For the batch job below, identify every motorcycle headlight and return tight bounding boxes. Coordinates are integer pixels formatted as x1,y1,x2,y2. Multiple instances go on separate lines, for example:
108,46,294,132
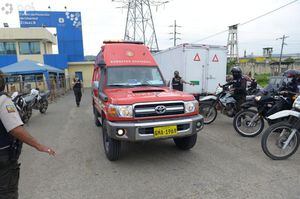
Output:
293,96,300,111
108,105,133,118
184,100,198,113
255,96,262,101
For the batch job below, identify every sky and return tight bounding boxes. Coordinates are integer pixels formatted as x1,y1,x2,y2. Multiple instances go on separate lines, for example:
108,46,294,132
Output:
0,0,299,56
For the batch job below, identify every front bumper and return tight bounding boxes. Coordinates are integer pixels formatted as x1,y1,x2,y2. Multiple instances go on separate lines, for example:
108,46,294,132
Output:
106,114,204,141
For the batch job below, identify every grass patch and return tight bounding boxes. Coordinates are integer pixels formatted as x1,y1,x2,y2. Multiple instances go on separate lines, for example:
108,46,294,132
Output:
255,73,270,87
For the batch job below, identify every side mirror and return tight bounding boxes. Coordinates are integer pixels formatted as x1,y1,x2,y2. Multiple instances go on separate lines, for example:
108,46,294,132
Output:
99,92,108,102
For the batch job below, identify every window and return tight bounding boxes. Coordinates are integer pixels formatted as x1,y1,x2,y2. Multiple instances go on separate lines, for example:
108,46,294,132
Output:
107,66,165,87
0,42,16,55
19,41,41,55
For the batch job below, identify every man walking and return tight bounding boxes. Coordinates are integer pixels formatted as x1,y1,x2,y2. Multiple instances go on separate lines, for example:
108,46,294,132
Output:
0,71,55,199
72,76,83,107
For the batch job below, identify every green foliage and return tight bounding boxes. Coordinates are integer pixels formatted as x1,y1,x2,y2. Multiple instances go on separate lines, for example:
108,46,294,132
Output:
255,73,270,87
226,60,237,74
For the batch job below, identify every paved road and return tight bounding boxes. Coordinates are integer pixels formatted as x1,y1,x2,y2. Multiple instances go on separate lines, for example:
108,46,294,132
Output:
19,90,300,199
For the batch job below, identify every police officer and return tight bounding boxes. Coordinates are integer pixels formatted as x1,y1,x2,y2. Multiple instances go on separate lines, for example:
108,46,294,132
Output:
226,66,247,109
0,71,55,199
72,76,83,107
171,71,193,91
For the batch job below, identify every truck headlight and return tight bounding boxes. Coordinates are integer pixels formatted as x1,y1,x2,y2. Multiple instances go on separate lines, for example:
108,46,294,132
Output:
108,105,133,118
184,100,198,113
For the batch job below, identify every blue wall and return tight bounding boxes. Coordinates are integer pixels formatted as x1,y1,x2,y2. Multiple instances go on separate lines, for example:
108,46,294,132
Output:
19,11,84,64
43,54,68,70
0,55,18,67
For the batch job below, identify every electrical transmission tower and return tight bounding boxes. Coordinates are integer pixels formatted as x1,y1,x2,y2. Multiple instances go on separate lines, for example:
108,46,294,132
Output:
227,24,239,63
169,20,181,46
113,0,169,52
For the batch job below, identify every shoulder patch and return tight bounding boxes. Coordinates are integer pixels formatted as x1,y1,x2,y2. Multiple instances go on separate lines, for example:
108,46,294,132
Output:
6,105,16,113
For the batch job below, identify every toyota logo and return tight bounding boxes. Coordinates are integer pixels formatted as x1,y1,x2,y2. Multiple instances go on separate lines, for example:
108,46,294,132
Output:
155,105,166,114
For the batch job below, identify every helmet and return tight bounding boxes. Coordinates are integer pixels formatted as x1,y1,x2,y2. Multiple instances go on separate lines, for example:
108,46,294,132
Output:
231,66,242,79
174,71,179,76
0,70,5,92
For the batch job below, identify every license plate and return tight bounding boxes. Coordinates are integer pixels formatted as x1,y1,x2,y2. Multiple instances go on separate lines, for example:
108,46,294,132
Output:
154,126,178,138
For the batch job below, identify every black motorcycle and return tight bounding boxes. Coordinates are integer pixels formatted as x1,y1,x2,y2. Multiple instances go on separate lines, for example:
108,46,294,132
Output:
199,84,254,124
261,95,300,160
25,89,49,114
11,92,33,123
233,91,295,137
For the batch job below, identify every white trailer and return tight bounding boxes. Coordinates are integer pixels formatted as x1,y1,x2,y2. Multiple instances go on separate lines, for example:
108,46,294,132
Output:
154,44,227,95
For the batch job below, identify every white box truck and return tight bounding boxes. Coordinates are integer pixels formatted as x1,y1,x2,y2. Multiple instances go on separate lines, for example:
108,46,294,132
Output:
154,43,227,96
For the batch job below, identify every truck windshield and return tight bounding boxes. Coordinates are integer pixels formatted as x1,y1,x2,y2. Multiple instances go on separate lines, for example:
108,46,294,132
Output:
107,66,165,87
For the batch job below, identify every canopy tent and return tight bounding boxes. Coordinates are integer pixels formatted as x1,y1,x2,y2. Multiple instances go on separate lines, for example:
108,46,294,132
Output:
1,59,64,90
0,59,63,75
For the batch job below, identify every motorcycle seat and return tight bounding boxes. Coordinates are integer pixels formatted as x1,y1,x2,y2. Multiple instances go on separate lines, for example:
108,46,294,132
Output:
23,95,35,103
246,95,255,101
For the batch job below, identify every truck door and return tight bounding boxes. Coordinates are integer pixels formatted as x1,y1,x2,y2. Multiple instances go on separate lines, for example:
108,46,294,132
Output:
207,47,227,93
184,47,209,94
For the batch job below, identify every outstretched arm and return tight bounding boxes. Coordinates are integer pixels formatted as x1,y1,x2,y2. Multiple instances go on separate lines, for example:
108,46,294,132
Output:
10,126,55,155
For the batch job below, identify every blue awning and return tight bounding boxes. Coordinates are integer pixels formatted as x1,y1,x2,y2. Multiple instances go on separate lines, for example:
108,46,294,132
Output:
1,59,64,75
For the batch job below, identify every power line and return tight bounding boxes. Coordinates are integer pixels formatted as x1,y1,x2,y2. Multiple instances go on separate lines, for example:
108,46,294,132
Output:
193,0,299,43
240,0,299,26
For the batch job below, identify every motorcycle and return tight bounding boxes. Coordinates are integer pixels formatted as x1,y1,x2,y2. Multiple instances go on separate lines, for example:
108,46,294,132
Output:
233,91,295,137
199,84,253,124
261,95,300,160
25,88,50,114
11,92,33,123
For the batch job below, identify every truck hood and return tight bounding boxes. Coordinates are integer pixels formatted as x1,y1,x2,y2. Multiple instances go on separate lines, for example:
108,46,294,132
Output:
105,87,195,104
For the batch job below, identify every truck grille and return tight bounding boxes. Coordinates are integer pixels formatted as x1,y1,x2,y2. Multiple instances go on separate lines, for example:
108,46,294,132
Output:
134,102,185,118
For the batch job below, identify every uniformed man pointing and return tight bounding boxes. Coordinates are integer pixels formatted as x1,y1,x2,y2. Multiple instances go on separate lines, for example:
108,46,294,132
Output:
0,71,55,199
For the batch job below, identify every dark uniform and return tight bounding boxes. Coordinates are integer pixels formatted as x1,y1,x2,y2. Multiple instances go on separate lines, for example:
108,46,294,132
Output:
172,77,184,91
73,79,82,107
0,93,24,199
226,67,247,110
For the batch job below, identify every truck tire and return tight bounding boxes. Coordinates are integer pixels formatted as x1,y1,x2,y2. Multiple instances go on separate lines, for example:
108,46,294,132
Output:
102,119,121,161
173,134,197,150
94,107,101,127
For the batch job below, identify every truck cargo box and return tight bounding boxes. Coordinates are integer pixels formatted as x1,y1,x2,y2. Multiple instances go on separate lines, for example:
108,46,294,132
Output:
154,44,227,94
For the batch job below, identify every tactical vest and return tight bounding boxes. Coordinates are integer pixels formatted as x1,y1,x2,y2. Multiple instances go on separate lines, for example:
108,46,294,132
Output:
0,93,14,149
172,77,183,91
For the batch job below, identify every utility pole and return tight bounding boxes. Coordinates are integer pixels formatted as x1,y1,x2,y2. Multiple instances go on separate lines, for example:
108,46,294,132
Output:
169,20,181,46
277,35,288,72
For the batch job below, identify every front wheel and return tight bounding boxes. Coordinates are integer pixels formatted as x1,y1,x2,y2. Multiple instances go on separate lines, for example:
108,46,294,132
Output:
173,134,197,150
39,99,48,114
199,103,217,124
261,122,299,160
102,119,121,161
233,109,264,137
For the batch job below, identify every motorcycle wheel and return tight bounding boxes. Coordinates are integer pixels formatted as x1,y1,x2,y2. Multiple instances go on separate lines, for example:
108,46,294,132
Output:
261,122,299,160
233,109,264,137
39,99,48,114
199,103,217,124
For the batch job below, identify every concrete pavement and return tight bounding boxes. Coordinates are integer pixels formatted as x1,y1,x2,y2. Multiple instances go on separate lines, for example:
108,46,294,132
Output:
19,90,300,199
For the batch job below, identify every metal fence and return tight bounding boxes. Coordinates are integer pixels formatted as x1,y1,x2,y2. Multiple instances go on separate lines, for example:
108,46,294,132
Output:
4,74,69,102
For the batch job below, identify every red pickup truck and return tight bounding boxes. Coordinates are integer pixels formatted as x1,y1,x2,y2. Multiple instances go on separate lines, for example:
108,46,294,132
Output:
92,41,204,161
